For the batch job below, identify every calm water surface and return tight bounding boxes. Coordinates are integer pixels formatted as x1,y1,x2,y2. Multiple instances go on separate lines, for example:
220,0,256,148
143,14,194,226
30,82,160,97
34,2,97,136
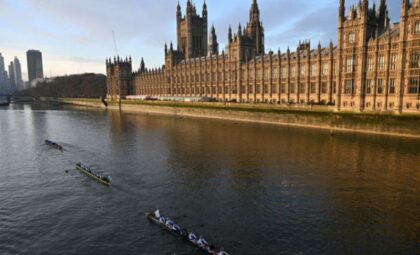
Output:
0,104,419,255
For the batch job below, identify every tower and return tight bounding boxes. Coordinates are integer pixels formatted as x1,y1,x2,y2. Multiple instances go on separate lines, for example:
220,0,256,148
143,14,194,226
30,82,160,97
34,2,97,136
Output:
336,0,380,112
106,56,132,100
244,0,265,55
12,57,23,91
176,0,208,59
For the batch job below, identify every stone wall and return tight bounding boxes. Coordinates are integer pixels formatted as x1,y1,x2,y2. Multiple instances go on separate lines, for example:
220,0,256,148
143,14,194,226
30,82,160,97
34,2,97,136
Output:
58,98,420,138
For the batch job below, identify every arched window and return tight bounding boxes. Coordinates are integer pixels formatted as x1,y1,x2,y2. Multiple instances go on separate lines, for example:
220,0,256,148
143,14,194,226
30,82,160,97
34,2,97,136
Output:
348,32,355,43
415,21,420,35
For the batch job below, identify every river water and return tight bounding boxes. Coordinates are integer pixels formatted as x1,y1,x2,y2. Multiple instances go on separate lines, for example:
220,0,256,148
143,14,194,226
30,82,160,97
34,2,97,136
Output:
0,104,419,255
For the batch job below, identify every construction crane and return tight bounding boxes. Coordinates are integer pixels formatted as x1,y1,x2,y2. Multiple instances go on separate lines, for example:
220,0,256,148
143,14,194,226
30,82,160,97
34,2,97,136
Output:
112,30,119,56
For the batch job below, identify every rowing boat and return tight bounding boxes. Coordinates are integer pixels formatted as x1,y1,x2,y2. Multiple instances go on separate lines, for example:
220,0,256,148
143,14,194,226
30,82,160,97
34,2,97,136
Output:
45,139,63,151
147,211,230,255
76,163,112,186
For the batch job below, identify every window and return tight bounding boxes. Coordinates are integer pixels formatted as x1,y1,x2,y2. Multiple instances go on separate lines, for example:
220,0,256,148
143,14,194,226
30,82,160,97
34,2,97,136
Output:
301,65,306,76
264,69,270,79
389,79,396,94
345,80,354,94
299,83,305,94
378,55,385,71
273,67,278,79
321,82,327,94
366,80,372,94
322,63,329,76
290,83,296,94
377,79,383,94
346,57,354,73
367,57,375,72
348,32,355,43
281,67,287,78
281,83,286,93
291,66,296,78
408,78,420,94
410,51,420,69
311,64,317,77
390,54,397,70
415,21,420,35
310,82,316,94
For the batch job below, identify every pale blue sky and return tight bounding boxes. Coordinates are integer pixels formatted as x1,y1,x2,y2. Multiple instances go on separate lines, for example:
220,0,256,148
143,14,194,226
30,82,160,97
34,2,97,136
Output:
0,0,400,79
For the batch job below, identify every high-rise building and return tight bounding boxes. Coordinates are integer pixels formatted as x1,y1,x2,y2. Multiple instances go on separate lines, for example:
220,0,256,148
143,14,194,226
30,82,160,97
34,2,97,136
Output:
0,53,6,92
0,53,5,81
8,62,15,92
12,57,23,91
26,50,43,84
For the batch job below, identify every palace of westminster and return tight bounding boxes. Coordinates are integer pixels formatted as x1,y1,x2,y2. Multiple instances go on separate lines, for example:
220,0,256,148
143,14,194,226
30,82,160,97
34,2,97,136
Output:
106,0,420,113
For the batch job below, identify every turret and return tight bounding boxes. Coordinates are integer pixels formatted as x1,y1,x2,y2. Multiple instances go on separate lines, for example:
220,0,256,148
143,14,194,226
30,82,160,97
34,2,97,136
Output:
228,25,232,42
106,56,132,100
140,58,145,73
186,0,193,15
378,0,390,32
339,0,345,24
202,0,207,19
401,0,409,17
209,25,219,56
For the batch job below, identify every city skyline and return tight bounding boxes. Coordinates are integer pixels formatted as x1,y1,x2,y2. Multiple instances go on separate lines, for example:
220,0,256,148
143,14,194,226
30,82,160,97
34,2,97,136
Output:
0,0,401,77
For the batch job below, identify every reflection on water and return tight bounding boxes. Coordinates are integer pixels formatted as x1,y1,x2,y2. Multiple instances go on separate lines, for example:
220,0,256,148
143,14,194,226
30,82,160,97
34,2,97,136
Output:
0,104,419,255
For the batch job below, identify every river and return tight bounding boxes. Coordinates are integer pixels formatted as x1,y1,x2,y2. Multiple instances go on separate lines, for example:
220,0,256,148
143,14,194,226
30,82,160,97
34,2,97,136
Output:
0,104,419,255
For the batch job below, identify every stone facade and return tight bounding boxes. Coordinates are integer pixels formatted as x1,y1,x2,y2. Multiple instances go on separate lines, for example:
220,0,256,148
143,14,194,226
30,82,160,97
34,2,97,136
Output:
107,0,420,113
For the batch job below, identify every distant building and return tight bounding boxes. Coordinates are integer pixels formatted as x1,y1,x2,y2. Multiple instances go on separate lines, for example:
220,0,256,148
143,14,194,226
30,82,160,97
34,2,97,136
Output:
8,62,15,92
0,53,7,93
12,57,23,91
26,50,44,85
107,0,420,114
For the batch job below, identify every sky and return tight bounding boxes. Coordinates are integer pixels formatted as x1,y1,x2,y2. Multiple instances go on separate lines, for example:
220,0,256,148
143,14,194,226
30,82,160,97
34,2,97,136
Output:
0,0,401,80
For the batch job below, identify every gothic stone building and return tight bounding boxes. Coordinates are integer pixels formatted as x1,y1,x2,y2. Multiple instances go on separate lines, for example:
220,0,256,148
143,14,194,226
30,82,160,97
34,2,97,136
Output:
106,0,420,113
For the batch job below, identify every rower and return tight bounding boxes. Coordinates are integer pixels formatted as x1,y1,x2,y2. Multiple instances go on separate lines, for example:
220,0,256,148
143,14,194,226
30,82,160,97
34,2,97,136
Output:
165,218,174,228
208,244,216,254
154,210,161,219
197,236,209,248
172,224,181,232
188,233,197,243
158,216,166,224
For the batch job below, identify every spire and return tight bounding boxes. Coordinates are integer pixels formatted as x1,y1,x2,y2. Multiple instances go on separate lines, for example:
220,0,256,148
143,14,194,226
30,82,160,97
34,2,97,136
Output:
378,0,389,31
339,0,345,22
209,25,219,55
177,1,182,16
187,0,192,15
202,0,207,17
249,0,260,23
401,0,409,17
362,0,368,13
228,25,232,42
140,58,145,72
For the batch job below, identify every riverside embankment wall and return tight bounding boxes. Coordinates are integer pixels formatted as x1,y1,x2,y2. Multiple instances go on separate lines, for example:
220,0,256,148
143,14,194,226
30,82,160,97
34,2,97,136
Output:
56,98,420,138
